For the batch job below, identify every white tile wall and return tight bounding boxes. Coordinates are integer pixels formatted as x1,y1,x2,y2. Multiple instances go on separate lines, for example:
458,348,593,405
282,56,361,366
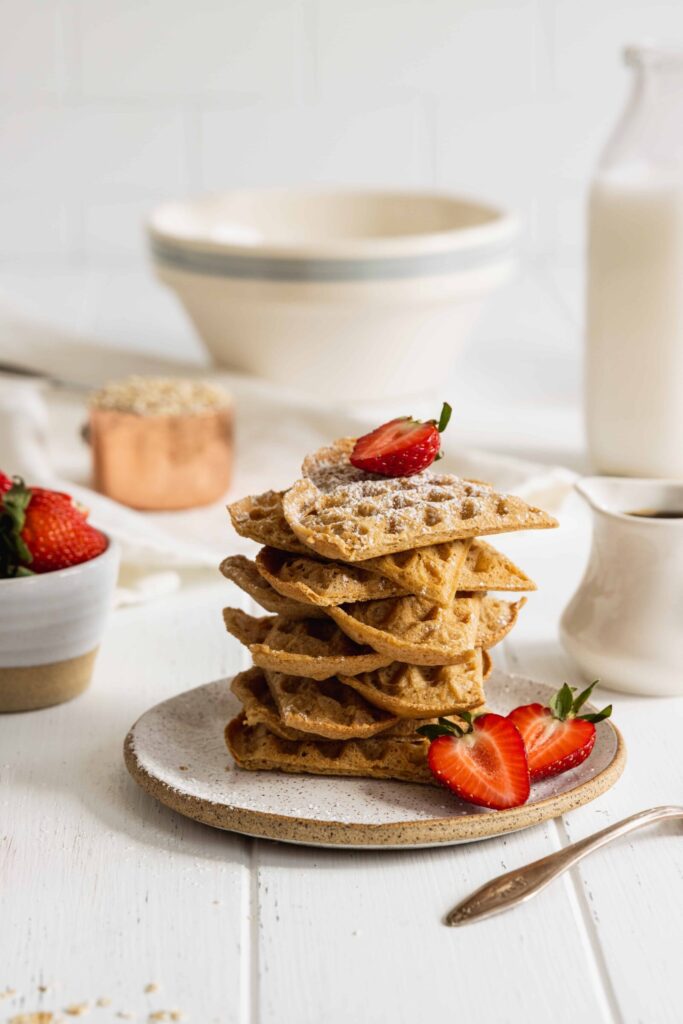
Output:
1,0,682,261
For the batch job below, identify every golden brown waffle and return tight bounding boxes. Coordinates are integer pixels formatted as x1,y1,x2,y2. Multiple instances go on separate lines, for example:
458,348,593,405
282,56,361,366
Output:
231,666,471,743
264,670,399,740
478,596,526,648
226,715,435,785
228,490,309,555
284,450,558,561
220,555,326,619
326,594,482,666
223,608,393,680
362,540,472,605
231,667,314,740
255,546,405,606
338,650,486,717
458,541,536,592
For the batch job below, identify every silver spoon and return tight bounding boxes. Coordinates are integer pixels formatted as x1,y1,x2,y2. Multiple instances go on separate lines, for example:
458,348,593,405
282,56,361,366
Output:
447,805,683,926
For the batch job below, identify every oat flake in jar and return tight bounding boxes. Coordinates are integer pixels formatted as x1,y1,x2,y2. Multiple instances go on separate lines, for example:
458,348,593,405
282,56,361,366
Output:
586,45,683,477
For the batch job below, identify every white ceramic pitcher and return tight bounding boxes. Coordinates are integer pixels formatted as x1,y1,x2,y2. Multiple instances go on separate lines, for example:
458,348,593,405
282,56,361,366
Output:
560,476,683,696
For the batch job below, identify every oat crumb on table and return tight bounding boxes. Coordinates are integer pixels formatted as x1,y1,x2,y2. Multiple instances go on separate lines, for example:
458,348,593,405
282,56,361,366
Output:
9,1014,54,1024
95,998,111,1008
143,984,159,995
64,1004,89,1017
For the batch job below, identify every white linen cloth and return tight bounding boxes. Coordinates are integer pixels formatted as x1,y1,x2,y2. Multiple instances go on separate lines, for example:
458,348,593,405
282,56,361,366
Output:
0,307,576,604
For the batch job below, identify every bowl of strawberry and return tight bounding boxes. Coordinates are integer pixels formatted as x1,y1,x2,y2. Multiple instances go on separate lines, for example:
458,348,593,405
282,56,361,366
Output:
0,473,119,712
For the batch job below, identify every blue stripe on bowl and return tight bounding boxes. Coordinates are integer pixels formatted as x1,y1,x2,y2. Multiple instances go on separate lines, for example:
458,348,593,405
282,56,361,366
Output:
151,236,517,282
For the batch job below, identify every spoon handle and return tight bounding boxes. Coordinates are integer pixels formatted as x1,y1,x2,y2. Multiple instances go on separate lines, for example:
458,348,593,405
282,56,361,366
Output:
447,805,683,927
0,360,90,392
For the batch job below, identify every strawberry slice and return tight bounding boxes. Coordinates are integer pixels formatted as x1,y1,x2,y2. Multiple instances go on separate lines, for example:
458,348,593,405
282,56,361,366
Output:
350,402,452,477
418,712,530,810
508,681,612,782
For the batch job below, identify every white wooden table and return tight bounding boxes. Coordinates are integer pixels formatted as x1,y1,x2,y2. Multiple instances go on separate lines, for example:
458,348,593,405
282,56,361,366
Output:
1,261,681,1023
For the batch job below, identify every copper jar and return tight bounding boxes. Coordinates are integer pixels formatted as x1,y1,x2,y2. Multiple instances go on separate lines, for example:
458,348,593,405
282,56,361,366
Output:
89,378,233,510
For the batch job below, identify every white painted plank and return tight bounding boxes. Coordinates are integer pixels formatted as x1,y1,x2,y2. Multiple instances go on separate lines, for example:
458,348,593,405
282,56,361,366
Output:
505,498,683,1024
1,579,250,1022
252,819,613,1024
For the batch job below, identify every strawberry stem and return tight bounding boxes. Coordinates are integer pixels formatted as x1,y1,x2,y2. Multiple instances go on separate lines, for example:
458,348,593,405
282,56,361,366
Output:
0,476,34,578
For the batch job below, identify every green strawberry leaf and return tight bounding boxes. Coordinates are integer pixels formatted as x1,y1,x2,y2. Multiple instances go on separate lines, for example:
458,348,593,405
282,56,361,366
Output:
548,679,611,724
437,401,453,433
417,712,474,741
571,680,599,714
549,683,575,721
0,476,34,578
578,704,613,724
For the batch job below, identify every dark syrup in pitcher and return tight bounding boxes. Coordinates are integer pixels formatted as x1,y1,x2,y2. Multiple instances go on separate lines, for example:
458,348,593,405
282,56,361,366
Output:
627,509,683,519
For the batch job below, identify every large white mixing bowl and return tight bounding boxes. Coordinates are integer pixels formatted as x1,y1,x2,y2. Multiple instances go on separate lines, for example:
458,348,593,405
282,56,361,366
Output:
149,189,518,402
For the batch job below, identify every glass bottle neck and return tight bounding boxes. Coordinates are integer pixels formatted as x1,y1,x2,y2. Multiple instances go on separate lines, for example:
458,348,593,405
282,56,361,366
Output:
599,47,683,177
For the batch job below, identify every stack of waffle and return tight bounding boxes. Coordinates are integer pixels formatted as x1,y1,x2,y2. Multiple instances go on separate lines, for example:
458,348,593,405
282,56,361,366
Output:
223,439,557,786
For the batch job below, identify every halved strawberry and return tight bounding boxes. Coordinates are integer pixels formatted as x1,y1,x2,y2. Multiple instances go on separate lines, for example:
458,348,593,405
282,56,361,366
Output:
350,402,452,477
508,681,612,782
0,471,11,495
418,712,530,810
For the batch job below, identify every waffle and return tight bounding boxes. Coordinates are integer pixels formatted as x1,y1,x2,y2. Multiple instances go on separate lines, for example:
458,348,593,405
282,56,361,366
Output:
458,541,536,592
232,666,471,742
228,490,309,555
255,546,405,606
326,593,482,666
220,555,325,619
265,670,399,740
339,650,488,717
226,715,435,785
223,608,393,680
284,448,558,562
362,539,471,605
478,597,526,649
231,667,314,740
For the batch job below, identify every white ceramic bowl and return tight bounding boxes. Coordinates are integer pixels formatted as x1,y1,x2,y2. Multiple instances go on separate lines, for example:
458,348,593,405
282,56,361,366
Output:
0,539,120,711
148,188,519,402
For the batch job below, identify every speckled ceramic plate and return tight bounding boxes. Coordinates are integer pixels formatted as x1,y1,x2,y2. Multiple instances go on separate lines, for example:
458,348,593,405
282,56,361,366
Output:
123,670,626,849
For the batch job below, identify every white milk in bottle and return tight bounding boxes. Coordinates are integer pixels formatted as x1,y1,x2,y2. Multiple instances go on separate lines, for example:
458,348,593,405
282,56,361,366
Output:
586,47,683,476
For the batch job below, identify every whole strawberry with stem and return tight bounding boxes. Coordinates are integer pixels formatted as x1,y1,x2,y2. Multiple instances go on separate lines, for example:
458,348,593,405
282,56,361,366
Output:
418,711,530,810
350,401,452,477
507,681,612,782
0,475,107,577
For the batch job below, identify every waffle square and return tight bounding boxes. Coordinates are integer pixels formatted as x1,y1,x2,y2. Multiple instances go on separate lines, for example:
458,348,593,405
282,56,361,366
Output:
284,439,558,562
264,669,399,740
338,651,487,718
223,608,393,680
326,594,482,665
226,715,435,785
255,546,405,606
220,555,325,619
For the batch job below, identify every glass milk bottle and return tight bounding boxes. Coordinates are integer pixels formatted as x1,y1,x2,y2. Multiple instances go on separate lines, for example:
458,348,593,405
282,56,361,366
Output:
586,46,683,477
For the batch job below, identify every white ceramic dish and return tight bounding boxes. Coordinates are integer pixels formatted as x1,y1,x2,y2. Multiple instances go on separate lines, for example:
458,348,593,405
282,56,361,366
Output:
0,539,120,711
561,476,683,696
148,188,518,402
124,670,625,849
